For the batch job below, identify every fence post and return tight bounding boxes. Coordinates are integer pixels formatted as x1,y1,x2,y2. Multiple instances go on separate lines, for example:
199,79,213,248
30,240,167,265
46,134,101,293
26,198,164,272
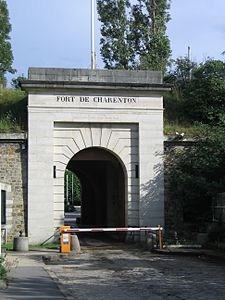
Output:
158,225,163,250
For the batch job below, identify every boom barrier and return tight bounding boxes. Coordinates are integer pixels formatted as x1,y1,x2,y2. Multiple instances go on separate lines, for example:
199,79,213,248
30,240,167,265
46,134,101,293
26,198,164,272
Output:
63,226,162,233
60,225,163,253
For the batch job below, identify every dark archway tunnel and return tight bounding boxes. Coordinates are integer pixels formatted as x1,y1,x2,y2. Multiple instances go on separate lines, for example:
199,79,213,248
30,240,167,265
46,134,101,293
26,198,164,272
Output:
66,147,126,228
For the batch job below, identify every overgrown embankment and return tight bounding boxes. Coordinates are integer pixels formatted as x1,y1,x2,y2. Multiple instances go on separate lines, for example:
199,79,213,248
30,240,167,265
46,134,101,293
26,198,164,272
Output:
0,88,27,132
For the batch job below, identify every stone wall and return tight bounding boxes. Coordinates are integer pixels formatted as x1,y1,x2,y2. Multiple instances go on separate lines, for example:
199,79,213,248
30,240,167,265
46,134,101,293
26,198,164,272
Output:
0,133,27,242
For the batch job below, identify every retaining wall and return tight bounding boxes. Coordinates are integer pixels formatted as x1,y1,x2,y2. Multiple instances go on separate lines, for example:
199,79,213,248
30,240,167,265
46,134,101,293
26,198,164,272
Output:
0,133,27,242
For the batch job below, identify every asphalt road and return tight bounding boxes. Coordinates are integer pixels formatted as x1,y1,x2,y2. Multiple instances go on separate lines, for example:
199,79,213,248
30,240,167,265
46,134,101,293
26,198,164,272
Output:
44,238,225,300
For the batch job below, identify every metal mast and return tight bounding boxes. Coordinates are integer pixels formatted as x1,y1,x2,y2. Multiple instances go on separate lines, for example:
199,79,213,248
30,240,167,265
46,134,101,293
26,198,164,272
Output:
91,0,96,69
188,46,192,80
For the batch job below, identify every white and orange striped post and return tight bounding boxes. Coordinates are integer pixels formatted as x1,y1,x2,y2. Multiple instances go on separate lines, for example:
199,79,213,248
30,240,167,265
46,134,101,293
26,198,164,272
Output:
158,225,163,250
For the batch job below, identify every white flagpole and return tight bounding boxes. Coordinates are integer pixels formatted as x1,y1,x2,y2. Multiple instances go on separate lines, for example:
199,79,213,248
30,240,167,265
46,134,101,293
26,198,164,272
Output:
91,0,96,69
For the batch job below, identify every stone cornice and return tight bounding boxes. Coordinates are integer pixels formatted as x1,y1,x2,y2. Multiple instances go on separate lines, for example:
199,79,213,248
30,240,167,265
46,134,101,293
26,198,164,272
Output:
20,68,172,93
20,80,171,93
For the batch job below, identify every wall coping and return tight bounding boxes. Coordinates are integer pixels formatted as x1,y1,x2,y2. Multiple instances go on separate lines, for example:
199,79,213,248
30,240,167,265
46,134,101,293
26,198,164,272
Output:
0,133,27,142
20,68,172,94
27,68,163,84
0,132,196,144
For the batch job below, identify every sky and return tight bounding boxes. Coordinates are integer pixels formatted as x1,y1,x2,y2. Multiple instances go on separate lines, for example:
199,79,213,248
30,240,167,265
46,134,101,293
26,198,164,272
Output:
5,0,225,83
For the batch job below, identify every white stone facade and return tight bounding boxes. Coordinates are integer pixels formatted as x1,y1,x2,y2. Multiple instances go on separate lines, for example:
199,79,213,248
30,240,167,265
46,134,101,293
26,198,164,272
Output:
53,122,139,228
22,68,170,244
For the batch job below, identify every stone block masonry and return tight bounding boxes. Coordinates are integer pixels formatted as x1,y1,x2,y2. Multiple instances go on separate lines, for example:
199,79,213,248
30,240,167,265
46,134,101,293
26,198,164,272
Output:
0,134,27,242
21,68,170,244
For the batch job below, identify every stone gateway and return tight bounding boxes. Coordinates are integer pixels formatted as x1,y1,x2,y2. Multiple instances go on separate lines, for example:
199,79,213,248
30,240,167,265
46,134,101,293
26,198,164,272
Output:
20,68,170,244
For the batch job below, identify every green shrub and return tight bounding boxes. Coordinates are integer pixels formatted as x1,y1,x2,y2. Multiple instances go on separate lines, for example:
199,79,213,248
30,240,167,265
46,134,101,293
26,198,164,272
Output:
0,257,7,280
167,125,225,227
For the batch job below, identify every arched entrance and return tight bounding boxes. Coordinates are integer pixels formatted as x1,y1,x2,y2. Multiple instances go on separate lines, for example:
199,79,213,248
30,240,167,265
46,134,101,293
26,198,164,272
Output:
23,68,167,244
65,147,127,228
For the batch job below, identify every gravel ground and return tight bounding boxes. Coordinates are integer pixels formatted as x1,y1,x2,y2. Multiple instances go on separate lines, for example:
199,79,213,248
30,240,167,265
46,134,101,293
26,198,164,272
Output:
44,238,225,300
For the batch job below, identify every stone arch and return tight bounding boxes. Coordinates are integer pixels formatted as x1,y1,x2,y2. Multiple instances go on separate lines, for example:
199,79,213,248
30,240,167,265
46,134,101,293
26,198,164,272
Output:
53,122,139,229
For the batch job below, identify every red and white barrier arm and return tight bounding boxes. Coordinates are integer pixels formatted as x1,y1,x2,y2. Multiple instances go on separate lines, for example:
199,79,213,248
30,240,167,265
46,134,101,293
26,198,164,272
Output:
63,227,163,233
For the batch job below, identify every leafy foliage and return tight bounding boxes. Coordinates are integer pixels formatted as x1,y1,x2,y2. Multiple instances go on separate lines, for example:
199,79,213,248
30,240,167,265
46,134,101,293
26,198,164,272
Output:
164,59,225,127
167,125,225,226
97,0,132,69
0,257,7,280
0,0,15,84
130,0,171,72
97,0,171,72
165,56,198,87
64,169,81,210
182,60,225,124
11,75,27,89
164,57,197,126
165,58,225,240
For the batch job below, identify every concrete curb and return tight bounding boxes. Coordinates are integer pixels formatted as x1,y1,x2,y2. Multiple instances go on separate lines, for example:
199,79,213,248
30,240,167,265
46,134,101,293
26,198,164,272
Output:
154,248,225,262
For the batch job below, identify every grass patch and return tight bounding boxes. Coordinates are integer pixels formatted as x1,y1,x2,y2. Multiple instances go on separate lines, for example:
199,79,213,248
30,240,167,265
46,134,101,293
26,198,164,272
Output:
164,120,202,137
2,243,13,251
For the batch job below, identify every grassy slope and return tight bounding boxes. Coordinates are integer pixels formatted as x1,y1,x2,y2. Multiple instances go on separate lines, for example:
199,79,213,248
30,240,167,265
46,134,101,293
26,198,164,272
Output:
0,88,200,136
0,88,27,132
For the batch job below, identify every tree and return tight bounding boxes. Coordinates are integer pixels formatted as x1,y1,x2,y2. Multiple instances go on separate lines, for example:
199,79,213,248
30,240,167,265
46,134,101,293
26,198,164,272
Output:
0,0,15,85
164,59,225,125
163,56,198,124
97,0,171,72
130,0,171,72
165,56,198,87
182,59,225,124
11,75,27,89
167,125,225,228
97,0,133,69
